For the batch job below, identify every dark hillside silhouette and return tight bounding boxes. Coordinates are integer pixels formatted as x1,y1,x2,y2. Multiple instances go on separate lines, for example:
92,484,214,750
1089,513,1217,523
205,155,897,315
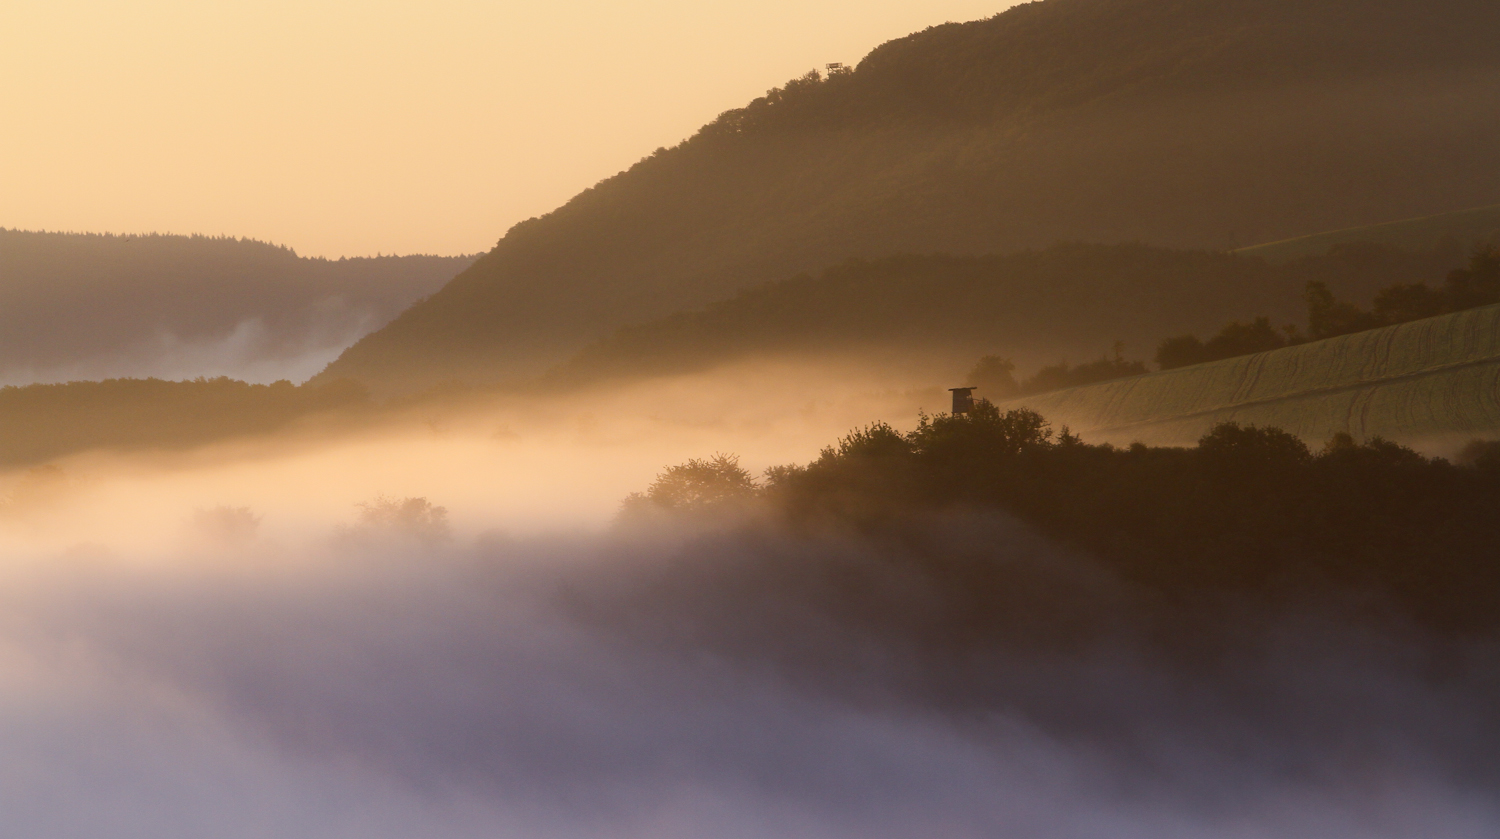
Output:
632,406,1500,633
0,230,475,384
546,243,1459,386
317,0,1500,392
1156,245,1500,369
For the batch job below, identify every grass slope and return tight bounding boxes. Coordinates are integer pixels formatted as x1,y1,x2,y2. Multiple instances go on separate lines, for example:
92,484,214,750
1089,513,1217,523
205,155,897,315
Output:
999,302,1500,447
1237,204,1500,264
317,0,1500,392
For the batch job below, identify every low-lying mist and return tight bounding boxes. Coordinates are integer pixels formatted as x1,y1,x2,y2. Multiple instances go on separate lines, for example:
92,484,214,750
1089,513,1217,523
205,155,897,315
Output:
1,363,1496,837
0,357,941,548
0,312,382,388
0,231,476,387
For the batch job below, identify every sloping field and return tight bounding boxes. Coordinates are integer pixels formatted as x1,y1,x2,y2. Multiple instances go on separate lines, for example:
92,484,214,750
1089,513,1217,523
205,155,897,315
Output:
1236,204,1500,264
998,304,1500,449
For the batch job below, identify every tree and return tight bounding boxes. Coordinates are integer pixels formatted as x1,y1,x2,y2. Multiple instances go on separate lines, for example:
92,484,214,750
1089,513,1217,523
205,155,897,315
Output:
1156,318,1288,370
1305,281,1377,340
1202,317,1287,360
1371,282,1447,324
966,355,1021,399
1155,334,1209,370
909,402,1053,459
352,495,450,543
622,453,757,514
1457,438,1500,472
1019,342,1147,394
1196,422,1311,477
1444,246,1500,310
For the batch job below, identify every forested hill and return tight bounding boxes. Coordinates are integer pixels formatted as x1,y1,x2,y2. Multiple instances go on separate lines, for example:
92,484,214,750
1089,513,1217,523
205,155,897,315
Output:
316,0,1500,393
547,243,1460,386
0,230,475,385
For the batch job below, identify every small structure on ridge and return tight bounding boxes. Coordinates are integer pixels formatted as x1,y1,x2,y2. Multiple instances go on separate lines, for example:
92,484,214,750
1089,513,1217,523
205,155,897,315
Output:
949,387,977,415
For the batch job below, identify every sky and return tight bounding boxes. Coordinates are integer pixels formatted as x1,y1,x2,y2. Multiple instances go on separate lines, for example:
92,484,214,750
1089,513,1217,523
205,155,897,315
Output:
0,0,1016,259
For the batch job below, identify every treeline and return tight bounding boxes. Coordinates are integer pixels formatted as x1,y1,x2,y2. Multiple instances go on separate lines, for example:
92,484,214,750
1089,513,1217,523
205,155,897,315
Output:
688,0,1497,144
966,345,1147,399
551,243,1455,388
0,377,370,466
1154,246,1500,370
626,404,1500,633
958,245,1500,395
1305,246,1500,339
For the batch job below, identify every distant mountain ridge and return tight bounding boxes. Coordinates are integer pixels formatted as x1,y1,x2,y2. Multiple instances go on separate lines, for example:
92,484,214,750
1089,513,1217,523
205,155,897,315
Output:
318,0,1500,392
0,229,476,385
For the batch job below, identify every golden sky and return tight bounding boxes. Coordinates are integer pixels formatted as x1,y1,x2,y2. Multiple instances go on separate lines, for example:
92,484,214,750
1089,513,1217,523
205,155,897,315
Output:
1,1,1015,258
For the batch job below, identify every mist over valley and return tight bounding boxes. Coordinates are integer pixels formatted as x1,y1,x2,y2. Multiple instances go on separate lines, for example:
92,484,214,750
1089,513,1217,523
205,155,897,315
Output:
5,0,1500,835
0,230,475,385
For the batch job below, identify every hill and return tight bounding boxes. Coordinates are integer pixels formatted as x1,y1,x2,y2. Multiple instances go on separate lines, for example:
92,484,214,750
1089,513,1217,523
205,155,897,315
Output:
547,243,1461,386
0,377,372,468
317,0,1500,392
996,301,1500,449
1236,204,1500,264
0,230,476,385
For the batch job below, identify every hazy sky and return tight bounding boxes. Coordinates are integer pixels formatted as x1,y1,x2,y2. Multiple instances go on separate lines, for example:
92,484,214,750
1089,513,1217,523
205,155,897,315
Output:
1,1,1015,258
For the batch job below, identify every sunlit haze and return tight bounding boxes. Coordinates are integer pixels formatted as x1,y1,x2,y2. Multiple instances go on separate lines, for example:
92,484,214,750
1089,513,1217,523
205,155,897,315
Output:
1,0,1015,257
6,1,1500,835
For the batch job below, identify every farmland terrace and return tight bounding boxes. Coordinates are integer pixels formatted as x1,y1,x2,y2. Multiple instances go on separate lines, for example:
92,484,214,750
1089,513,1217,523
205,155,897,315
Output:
998,302,1500,450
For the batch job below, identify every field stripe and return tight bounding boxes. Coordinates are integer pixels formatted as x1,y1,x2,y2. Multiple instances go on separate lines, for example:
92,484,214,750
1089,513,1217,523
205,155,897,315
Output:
998,303,1500,447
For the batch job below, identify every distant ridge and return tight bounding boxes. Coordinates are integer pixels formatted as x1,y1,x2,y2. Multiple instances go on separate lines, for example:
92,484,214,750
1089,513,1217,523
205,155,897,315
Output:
0,229,476,385
998,303,1500,448
317,0,1500,393
1236,204,1500,264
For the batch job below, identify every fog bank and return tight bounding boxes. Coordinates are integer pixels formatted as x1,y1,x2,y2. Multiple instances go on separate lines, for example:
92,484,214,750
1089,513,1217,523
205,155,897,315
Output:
0,369,1494,837
0,506,1495,837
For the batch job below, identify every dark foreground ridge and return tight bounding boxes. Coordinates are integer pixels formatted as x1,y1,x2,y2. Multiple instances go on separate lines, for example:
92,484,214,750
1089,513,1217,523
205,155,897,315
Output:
590,404,1500,809
626,403,1500,636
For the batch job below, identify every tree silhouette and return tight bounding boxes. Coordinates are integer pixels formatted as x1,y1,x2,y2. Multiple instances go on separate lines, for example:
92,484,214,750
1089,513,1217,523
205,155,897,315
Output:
621,453,757,515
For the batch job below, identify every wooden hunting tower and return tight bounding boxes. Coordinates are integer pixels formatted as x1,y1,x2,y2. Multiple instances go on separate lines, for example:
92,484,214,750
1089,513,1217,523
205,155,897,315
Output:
949,387,977,415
